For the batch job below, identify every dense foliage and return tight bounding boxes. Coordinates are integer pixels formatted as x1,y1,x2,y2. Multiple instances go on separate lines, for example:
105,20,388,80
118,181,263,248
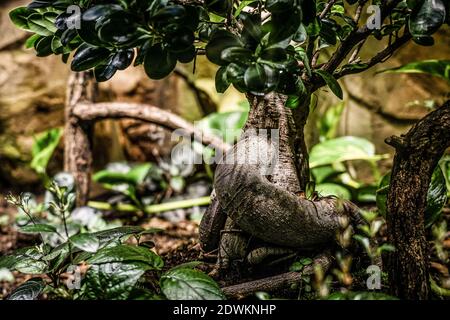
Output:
9,0,449,102
0,182,225,300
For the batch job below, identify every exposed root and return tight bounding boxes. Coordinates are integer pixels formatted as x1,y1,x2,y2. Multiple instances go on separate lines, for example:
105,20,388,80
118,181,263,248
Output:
221,253,333,299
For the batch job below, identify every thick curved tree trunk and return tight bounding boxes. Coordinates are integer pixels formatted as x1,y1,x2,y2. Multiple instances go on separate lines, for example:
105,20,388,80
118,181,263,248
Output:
385,100,450,300
200,92,363,274
64,72,97,206
243,93,309,193
199,92,310,253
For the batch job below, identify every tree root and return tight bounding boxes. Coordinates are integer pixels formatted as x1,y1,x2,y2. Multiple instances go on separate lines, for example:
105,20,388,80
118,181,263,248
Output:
212,134,364,250
221,253,333,299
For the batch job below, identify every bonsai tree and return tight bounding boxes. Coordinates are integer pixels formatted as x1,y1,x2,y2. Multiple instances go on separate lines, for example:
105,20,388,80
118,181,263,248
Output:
9,0,449,299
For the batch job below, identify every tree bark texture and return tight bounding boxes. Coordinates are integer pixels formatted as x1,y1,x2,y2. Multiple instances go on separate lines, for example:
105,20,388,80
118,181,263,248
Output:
222,253,332,299
64,72,97,206
73,102,230,154
200,92,363,271
385,100,450,300
68,99,231,205
199,92,310,252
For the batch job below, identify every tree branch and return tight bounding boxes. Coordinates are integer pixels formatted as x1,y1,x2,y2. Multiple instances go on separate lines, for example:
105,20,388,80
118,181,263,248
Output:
335,31,412,79
72,102,231,154
322,0,403,74
64,72,97,206
320,0,338,19
174,67,218,115
385,100,450,299
347,90,419,125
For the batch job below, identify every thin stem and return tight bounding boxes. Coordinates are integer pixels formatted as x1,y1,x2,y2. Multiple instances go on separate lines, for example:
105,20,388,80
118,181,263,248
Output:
61,209,74,264
87,196,211,214
354,0,369,23
320,0,338,19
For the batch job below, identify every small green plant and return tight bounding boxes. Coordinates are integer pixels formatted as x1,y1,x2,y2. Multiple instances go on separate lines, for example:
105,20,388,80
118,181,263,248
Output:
30,127,63,183
312,209,396,300
310,102,388,202
289,257,314,299
1,179,224,300
93,162,162,210
429,221,450,298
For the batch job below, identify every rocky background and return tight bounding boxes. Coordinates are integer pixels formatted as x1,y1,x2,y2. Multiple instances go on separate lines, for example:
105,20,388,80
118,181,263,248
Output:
0,0,449,189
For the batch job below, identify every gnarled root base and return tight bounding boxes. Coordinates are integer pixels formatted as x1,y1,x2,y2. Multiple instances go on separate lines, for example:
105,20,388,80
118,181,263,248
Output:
200,133,364,278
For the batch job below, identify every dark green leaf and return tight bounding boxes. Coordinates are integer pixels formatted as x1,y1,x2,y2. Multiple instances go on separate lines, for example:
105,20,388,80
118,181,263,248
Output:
30,127,62,175
70,233,100,253
134,40,151,66
285,95,301,109
205,30,243,65
425,166,447,227
9,7,31,30
240,13,263,44
94,63,118,82
319,18,338,46
150,5,186,24
379,60,450,84
60,28,77,46
71,44,111,72
78,5,123,46
161,267,225,300
301,0,317,25
205,0,233,17
111,49,135,70
93,226,145,244
260,47,287,62
34,36,53,57
265,0,294,13
244,63,278,93
14,258,47,274
87,244,163,269
316,183,352,200
310,136,383,168
80,262,148,300
413,35,435,46
409,0,446,40
314,69,343,99
97,12,138,45
215,66,230,93
176,45,196,63
27,0,53,9
144,44,177,79
7,278,45,300
167,28,195,53
19,223,57,234
268,11,301,45
293,24,307,43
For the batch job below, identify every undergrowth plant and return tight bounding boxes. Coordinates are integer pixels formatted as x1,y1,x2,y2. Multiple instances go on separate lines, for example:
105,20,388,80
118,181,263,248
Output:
0,177,224,300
